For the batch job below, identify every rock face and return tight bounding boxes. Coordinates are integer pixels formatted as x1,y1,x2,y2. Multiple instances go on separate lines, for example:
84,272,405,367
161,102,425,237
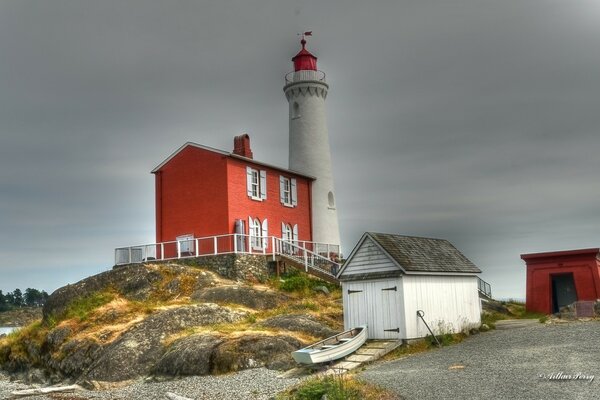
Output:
211,334,303,373
83,304,246,382
260,314,337,339
191,286,286,310
43,265,163,320
154,334,224,377
1,262,336,383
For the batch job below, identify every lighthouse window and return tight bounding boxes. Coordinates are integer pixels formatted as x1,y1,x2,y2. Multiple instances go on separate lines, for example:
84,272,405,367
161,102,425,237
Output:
246,167,267,201
328,191,335,207
292,102,300,119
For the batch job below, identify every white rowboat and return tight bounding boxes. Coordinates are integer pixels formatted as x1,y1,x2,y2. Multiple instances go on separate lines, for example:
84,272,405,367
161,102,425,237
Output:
291,325,368,365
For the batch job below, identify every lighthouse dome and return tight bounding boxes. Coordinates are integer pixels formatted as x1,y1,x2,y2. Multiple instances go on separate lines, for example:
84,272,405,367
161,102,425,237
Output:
292,39,317,71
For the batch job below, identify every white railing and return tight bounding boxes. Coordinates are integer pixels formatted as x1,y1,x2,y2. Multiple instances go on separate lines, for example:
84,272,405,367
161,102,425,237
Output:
284,70,326,84
272,237,341,278
115,234,341,278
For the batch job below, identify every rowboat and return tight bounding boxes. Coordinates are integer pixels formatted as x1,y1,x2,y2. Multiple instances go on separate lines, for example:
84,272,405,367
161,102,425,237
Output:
291,325,368,365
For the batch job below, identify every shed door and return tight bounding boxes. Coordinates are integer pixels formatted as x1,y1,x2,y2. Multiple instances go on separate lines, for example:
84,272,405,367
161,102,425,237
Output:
344,280,402,340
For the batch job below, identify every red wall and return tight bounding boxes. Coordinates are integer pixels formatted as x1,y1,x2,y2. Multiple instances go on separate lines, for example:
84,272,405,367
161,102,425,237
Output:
155,146,230,244
154,144,313,256
226,158,312,252
522,249,600,314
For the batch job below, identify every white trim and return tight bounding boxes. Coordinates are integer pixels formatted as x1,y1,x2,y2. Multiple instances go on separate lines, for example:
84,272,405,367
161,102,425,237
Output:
151,142,317,180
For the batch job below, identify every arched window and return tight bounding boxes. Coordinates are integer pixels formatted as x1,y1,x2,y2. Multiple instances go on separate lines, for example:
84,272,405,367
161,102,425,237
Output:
249,217,268,250
328,191,335,207
252,218,261,249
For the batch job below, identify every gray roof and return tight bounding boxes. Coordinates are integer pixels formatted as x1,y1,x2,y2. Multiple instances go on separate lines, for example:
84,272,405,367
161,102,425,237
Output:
367,232,482,274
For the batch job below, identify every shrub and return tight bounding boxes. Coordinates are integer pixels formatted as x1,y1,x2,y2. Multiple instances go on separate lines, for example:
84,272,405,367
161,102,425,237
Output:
278,270,338,294
283,374,361,400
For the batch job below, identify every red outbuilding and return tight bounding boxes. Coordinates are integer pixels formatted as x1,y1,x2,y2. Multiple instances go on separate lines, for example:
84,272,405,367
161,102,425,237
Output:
521,249,600,314
152,134,314,258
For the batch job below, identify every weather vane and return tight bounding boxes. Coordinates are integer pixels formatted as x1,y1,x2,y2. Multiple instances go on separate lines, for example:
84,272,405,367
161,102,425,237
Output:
297,31,313,41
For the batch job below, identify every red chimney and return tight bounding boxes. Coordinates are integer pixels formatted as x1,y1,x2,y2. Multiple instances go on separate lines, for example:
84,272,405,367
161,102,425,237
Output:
233,134,253,159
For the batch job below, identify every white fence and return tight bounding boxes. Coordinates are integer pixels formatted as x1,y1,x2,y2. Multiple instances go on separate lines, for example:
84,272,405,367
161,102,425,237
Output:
115,234,341,278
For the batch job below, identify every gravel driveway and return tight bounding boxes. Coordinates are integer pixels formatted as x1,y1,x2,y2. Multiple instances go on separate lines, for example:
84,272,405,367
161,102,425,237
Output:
360,320,600,400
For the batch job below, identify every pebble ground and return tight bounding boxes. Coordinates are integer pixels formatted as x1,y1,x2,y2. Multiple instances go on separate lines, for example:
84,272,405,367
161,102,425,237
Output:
0,368,302,400
360,320,600,400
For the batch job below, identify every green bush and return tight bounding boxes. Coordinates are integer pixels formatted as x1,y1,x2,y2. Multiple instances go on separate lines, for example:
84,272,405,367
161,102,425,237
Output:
279,270,338,294
285,374,360,400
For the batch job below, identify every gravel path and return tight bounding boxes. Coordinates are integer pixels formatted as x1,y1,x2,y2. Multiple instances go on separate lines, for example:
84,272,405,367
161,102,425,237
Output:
0,368,302,400
359,320,600,400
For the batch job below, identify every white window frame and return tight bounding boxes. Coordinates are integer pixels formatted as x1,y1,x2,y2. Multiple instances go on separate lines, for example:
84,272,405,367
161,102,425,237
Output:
176,234,195,256
249,217,268,250
279,176,297,207
247,167,267,201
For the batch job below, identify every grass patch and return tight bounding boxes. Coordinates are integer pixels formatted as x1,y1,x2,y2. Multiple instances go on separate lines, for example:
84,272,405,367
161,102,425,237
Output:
273,269,339,296
278,373,398,400
61,290,116,322
0,320,49,368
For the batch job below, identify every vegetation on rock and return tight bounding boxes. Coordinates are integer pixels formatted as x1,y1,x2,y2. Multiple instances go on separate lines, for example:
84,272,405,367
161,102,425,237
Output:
0,262,342,383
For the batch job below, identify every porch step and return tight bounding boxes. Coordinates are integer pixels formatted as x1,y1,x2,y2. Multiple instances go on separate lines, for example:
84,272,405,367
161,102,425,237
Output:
326,340,401,374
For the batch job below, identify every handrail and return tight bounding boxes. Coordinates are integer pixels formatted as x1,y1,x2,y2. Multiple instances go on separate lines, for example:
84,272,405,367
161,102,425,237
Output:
272,237,341,278
284,70,326,84
477,277,492,298
115,234,341,281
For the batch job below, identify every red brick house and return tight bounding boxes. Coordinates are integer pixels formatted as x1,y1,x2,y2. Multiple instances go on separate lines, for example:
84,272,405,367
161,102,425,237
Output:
151,134,314,258
521,248,600,314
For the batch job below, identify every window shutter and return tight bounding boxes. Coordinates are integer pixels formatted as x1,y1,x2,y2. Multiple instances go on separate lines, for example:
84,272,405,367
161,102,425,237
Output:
248,216,253,236
291,178,297,206
281,222,286,237
279,176,285,204
293,224,299,243
260,170,267,200
246,167,253,197
261,219,268,248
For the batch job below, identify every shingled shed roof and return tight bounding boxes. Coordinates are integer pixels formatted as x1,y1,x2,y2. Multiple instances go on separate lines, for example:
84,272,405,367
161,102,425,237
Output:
368,232,481,274
337,232,482,279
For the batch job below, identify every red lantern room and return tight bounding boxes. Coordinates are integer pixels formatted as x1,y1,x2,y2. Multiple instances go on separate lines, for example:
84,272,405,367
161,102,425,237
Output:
292,38,317,71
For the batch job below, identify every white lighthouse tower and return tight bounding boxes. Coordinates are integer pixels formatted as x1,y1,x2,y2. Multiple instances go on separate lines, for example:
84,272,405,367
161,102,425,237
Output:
284,36,341,250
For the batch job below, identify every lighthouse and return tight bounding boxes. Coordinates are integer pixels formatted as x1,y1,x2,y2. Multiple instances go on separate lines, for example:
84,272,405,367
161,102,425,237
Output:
284,36,341,250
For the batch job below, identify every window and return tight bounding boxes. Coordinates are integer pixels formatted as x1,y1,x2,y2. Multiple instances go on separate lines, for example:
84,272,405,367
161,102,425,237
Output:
246,167,267,201
176,234,195,256
249,217,268,250
279,176,297,207
281,222,298,254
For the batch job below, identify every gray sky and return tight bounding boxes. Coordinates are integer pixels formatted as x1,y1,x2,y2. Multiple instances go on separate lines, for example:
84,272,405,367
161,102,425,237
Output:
1,0,599,299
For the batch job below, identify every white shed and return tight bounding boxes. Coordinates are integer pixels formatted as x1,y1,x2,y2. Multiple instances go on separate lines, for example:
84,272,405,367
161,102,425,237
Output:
337,232,482,340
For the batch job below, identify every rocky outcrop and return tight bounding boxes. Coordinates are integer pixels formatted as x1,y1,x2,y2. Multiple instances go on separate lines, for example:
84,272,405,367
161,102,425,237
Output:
0,308,43,327
154,334,224,377
83,304,246,382
211,334,302,373
259,314,337,339
2,262,340,384
42,265,162,320
191,286,287,310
